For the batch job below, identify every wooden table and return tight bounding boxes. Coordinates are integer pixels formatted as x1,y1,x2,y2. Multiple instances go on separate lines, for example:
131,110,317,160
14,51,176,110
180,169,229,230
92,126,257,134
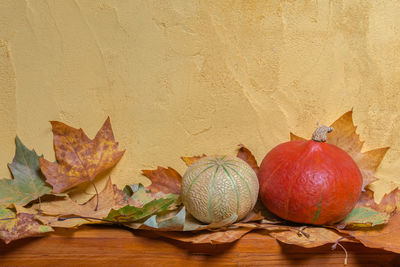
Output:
1,225,399,266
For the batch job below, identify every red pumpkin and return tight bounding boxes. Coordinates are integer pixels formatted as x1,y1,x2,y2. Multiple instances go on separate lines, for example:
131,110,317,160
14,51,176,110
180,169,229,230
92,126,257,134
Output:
258,126,362,225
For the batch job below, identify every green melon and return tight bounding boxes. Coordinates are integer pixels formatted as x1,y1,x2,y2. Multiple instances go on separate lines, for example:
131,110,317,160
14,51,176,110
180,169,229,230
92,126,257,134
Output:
181,155,259,224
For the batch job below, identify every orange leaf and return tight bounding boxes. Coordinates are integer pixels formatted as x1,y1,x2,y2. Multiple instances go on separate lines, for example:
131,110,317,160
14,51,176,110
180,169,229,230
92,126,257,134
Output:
39,117,125,193
236,144,259,175
327,111,389,189
291,110,389,190
326,110,364,155
142,167,182,194
181,155,206,167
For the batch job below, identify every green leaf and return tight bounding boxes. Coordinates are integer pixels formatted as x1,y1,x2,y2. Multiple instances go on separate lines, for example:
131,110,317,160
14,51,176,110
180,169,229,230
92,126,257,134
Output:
130,184,170,207
104,194,180,223
340,206,390,228
0,137,52,206
142,207,186,230
0,206,53,244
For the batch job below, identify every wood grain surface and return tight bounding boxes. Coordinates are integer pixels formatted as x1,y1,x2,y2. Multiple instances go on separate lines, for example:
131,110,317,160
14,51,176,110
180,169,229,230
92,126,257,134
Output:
1,225,399,266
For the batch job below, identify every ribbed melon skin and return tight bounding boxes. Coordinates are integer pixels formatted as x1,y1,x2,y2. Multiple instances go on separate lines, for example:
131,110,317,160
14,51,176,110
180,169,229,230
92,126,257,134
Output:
181,155,259,224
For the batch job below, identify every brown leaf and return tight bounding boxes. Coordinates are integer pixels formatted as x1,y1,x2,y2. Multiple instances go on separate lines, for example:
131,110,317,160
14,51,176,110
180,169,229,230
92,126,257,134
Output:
291,110,389,190
238,200,283,224
39,117,125,193
38,177,127,222
37,216,91,228
181,155,206,167
354,147,390,190
339,212,400,253
355,189,399,215
236,144,259,175
378,188,400,212
290,132,306,141
333,186,399,232
142,167,182,194
13,205,91,228
269,227,346,248
0,206,53,244
156,228,252,244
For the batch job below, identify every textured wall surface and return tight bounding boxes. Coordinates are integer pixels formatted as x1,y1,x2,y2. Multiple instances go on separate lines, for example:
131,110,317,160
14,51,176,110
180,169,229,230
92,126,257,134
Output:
0,0,399,201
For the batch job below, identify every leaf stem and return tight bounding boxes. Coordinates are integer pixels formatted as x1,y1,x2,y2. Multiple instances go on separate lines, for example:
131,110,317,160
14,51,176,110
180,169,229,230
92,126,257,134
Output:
91,180,99,211
332,236,351,265
57,216,112,223
293,226,310,238
38,196,42,215
0,218,15,221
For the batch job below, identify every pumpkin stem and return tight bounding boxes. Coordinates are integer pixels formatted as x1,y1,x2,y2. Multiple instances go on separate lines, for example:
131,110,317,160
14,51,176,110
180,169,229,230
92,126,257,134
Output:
312,125,334,142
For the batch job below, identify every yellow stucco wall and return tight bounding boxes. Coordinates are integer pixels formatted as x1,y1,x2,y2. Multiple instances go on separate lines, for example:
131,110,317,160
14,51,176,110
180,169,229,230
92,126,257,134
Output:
1,0,399,201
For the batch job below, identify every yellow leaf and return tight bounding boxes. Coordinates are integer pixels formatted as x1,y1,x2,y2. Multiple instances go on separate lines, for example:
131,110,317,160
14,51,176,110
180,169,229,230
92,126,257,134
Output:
180,155,206,167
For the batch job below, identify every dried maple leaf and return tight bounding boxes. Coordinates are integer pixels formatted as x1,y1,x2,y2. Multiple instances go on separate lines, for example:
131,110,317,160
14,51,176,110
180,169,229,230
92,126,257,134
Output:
339,212,400,253
156,228,253,244
0,206,53,244
38,177,127,223
39,117,125,193
375,188,400,212
290,110,389,190
336,189,398,229
236,144,259,175
268,227,347,248
181,155,206,167
0,137,51,206
142,167,182,194
12,204,88,228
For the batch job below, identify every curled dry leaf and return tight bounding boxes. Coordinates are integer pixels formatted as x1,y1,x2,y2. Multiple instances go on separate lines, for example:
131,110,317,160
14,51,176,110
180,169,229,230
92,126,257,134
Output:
0,137,51,206
13,204,89,228
0,206,53,244
375,188,400,212
37,177,127,226
339,212,400,254
335,189,400,253
142,167,182,194
39,117,125,193
156,228,253,244
269,227,347,248
236,144,259,175
336,189,398,229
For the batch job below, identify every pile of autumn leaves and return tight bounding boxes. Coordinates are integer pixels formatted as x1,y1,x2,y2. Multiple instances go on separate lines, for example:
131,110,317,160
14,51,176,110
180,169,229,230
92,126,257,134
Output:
1,111,400,254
